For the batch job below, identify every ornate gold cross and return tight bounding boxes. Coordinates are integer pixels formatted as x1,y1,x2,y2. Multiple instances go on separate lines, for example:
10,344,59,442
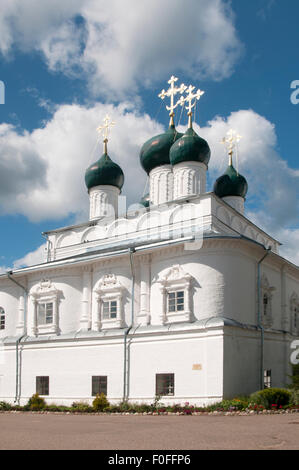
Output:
97,114,116,154
221,129,242,165
179,84,205,128
158,75,187,124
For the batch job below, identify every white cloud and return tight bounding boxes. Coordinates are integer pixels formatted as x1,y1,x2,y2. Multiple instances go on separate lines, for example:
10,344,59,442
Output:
13,243,47,269
0,102,161,222
0,0,243,97
190,109,299,230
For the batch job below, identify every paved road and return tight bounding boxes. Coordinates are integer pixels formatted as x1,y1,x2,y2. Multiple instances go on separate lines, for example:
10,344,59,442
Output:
0,413,298,450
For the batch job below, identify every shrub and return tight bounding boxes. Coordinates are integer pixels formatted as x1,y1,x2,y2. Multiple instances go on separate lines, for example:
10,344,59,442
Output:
92,393,110,412
71,401,93,413
0,401,12,411
250,388,291,409
290,389,299,406
27,393,46,411
45,404,70,412
288,364,299,390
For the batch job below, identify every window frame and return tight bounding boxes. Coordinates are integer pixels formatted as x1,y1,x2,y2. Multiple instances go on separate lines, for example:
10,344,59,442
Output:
36,376,49,396
92,376,108,396
0,307,5,330
30,280,61,336
264,369,272,389
156,373,175,397
94,274,125,330
158,265,192,324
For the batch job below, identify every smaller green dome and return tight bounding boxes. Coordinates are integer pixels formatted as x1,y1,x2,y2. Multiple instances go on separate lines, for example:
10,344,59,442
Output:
140,124,183,174
85,153,124,191
213,164,248,199
169,127,211,166
140,193,150,208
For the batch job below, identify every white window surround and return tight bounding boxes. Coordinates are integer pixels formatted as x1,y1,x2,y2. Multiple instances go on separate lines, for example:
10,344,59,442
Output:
30,279,61,335
261,274,276,328
158,265,192,324
290,292,299,336
94,274,125,330
0,307,5,330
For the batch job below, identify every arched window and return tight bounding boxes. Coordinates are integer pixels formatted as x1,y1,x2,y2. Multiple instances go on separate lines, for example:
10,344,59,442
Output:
0,307,5,330
261,274,275,328
290,293,299,335
263,294,269,317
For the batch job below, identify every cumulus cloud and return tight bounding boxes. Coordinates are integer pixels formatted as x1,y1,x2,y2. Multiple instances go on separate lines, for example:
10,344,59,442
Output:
13,243,47,269
0,102,161,222
0,0,243,97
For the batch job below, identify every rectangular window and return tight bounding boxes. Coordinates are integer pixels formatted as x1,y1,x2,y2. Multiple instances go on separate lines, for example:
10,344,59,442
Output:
0,308,5,330
92,376,107,396
102,301,117,320
36,376,49,396
38,303,53,325
156,373,175,396
264,369,271,389
168,291,184,313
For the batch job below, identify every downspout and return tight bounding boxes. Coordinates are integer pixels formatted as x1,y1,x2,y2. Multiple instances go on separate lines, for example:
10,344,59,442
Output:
123,248,135,402
7,272,28,404
257,247,271,390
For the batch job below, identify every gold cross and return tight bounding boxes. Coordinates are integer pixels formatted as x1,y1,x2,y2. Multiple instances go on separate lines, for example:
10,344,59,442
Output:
97,114,116,141
222,128,242,153
182,85,205,115
221,129,242,165
158,76,187,121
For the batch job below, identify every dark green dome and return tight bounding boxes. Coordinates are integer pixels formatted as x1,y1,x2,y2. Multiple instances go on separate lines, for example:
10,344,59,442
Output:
213,164,248,199
169,127,211,166
140,124,183,174
140,193,150,208
85,153,124,191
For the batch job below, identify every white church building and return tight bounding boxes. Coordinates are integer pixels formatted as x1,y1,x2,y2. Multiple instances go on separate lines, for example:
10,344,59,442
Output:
0,77,298,406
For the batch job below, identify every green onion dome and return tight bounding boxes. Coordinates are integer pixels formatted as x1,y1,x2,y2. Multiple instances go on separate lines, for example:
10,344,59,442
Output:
169,127,211,166
85,153,124,191
139,124,183,174
213,163,248,199
140,193,150,208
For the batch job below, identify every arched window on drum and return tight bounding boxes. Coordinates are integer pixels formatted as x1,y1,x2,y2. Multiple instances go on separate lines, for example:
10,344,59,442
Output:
0,307,5,330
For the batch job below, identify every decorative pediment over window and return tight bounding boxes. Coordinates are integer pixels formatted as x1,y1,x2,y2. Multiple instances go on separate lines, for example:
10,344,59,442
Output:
159,265,192,287
31,279,60,299
95,274,123,294
290,292,299,335
94,274,125,330
261,274,276,328
158,265,193,325
30,279,61,336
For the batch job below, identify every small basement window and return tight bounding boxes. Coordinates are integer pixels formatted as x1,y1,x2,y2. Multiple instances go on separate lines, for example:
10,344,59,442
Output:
92,376,108,396
156,373,175,396
36,376,49,396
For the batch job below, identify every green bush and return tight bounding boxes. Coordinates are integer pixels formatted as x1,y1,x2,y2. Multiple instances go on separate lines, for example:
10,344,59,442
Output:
290,389,299,406
250,388,291,409
92,393,110,412
71,401,93,413
0,401,12,411
45,404,71,412
288,364,299,390
27,393,46,411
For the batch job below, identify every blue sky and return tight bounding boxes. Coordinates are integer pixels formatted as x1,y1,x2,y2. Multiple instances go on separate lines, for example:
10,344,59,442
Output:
0,0,298,269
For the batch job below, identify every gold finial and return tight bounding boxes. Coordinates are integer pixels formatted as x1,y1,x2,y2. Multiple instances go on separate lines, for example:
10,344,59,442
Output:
180,85,205,128
221,129,242,166
158,75,187,125
97,114,116,154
